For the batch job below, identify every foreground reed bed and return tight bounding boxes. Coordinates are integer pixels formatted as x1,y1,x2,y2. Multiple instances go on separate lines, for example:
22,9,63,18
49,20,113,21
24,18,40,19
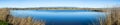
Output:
0,8,45,25
8,16,45,25
91,8,120,25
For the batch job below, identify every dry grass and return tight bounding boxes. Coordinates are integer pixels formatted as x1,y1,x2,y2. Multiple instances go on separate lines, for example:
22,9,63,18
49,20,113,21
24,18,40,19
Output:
8,16,45,25
0,8,45,25
95,8,120,25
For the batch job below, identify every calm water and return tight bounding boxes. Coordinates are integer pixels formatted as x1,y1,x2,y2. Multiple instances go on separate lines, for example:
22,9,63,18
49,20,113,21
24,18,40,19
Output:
10,10,106,25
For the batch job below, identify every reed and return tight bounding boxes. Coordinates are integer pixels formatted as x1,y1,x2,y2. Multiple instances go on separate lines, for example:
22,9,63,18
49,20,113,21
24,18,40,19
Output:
90,8,118,25
96,8,120,25
0,8,45,25
8,16,45,25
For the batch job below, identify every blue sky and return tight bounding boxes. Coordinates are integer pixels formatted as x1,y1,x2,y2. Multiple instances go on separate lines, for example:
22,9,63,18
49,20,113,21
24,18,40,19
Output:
0,0,120,8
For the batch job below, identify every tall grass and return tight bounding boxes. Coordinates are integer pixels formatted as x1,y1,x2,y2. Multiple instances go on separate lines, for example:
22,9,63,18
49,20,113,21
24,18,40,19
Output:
90,8,120,25
0,20,8,25
0,8,45,25
97,8,120,25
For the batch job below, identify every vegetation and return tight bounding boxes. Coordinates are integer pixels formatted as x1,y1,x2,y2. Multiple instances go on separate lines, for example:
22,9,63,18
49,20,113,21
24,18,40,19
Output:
0,8,45,25
0,20,8,25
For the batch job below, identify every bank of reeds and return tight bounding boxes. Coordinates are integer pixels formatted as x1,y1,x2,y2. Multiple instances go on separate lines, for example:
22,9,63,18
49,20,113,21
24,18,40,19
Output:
8,16,45,25
0,8,45,25
91,8,120,25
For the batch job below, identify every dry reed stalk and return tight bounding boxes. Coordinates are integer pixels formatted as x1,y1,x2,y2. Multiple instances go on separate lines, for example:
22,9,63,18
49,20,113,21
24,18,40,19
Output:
0,8,45,25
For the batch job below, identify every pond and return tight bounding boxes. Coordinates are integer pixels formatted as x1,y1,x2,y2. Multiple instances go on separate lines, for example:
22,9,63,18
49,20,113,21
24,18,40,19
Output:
10,10,106,25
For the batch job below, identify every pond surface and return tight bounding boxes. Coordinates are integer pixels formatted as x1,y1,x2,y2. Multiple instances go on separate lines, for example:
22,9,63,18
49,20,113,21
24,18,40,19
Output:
10,10,106,25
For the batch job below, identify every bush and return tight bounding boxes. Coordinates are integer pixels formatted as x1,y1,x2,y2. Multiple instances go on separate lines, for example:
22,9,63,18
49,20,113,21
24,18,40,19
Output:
0,20,8,25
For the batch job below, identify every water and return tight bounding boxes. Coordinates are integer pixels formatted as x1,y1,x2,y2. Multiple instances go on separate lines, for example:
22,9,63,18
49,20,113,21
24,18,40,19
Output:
10,10,106,25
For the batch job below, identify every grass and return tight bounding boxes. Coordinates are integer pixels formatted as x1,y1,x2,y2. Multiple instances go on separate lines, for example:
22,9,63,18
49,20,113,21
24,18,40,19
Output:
0,20,8,25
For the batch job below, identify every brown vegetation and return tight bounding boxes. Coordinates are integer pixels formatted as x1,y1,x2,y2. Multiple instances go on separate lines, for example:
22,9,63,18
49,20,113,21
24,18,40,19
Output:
0,8,45,25
91,8,120,25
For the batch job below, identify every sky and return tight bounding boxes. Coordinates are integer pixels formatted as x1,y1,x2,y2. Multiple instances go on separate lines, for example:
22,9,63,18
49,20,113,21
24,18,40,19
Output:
0,0,120,8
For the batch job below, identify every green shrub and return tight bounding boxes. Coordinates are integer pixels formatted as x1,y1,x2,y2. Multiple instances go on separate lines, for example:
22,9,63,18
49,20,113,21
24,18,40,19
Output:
0,20,8,25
